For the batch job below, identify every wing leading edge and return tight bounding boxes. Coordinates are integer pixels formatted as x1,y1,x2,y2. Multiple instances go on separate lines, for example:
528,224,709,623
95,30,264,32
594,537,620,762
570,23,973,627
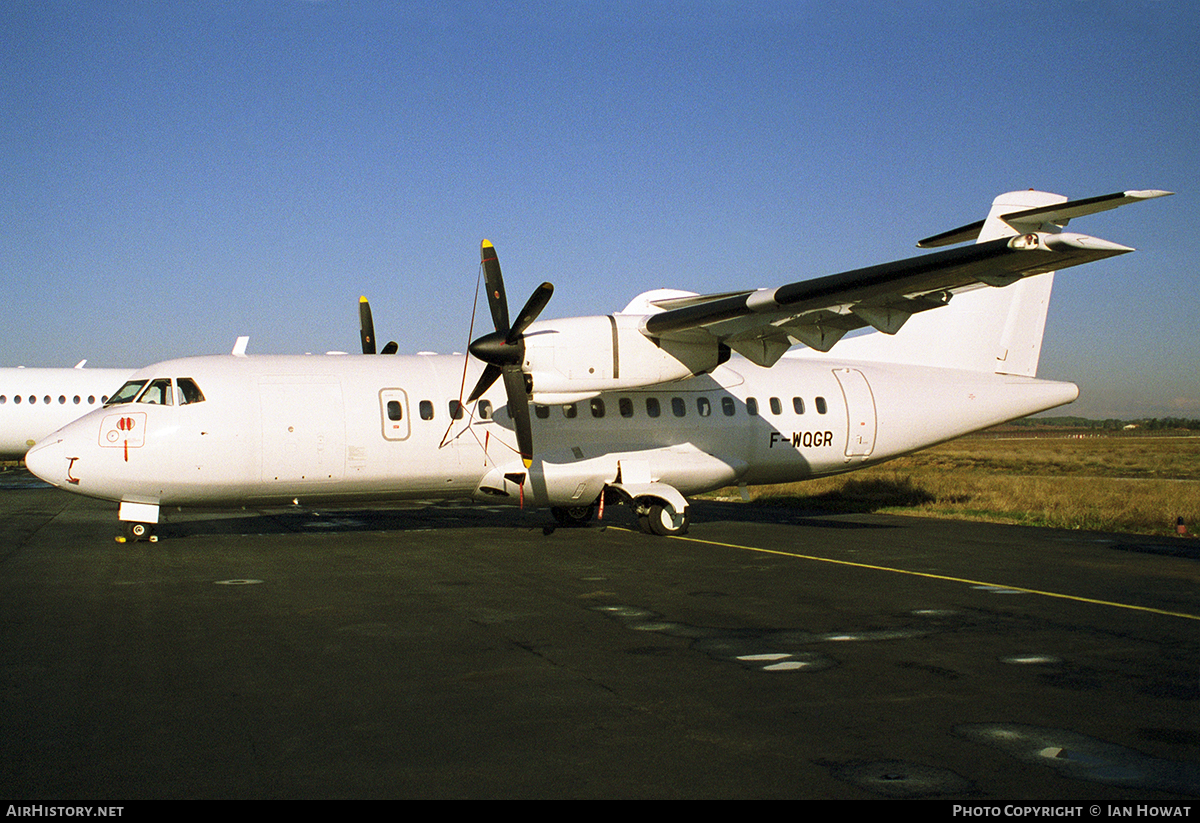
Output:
639,189,1171,366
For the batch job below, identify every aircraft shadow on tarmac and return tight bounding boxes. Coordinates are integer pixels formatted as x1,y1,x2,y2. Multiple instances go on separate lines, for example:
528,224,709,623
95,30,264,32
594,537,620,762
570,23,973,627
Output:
149,497,904,540
155,493,1200,559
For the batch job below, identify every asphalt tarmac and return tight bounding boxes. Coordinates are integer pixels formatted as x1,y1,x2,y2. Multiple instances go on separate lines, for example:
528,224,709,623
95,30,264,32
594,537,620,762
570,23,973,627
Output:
1,469,1197,800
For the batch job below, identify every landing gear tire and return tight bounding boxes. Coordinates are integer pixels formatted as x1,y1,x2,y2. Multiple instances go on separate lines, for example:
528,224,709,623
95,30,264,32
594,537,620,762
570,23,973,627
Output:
551,504,596,527
639,504,689,536
120,521,157,543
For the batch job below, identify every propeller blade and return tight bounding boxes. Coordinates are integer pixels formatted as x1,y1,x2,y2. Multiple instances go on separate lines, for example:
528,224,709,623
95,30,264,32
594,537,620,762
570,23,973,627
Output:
502,365,534,468
359,296,376,355
480,239,510,333
508,282,554,342
467,362,503,404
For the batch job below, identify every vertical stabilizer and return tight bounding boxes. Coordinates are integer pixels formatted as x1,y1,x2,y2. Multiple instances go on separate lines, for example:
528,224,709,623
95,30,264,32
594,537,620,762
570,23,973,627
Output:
801,190,1068,376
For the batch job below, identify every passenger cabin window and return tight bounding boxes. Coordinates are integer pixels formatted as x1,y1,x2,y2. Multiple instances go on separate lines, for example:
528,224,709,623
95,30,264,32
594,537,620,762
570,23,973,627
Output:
697,397,711,417
562,403,578,419
618,397,634,418
590,399,605,418
478,400,493,420
816,396,827,414
746,397,759,416
449,399,464,420
419,400,434,420
534,404,549,419
722,397,736,416
793,397,805,414
386,400,403,421
769,397,782,415
646,397,661,418
671,397,686,417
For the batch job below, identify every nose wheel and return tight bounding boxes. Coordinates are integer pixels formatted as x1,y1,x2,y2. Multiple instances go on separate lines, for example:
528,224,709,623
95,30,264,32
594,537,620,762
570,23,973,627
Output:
118,521,157,543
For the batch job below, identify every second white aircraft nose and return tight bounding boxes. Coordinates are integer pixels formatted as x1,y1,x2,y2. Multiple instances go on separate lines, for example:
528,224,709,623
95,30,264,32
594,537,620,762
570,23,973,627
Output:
25,436,67,488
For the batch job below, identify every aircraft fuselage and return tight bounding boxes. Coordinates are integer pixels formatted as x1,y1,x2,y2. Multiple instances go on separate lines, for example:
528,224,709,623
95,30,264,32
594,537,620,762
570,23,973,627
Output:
25,352,1078,517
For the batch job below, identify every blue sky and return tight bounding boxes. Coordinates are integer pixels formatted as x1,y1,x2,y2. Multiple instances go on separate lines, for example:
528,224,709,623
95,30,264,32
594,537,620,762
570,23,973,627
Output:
3,1,1196,418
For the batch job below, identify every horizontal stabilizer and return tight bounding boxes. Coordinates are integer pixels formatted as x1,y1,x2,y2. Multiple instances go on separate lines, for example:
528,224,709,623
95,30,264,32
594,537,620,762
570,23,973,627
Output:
917,189,1173,248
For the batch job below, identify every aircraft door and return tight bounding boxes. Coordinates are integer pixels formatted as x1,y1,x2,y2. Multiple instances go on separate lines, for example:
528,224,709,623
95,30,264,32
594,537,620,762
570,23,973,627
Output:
379,388,410,441
833,367,876,459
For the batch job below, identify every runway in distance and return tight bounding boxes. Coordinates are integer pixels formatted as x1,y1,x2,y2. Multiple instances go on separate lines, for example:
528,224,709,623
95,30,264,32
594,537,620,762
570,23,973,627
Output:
1,363,132,460
26,189,1171,541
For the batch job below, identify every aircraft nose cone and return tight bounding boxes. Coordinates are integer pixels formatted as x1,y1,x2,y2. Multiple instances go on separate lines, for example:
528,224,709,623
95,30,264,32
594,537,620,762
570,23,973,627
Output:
25,436,66,488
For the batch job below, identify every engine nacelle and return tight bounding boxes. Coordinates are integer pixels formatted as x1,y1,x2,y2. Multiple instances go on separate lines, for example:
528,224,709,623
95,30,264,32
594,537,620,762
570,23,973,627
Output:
521,313,726,402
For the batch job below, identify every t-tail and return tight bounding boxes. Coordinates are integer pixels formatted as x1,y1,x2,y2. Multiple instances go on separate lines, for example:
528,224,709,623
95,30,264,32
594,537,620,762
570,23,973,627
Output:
815,188,1171,376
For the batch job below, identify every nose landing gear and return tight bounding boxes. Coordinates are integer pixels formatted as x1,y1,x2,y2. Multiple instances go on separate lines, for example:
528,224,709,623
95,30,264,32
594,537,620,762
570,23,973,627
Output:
117,521,157,543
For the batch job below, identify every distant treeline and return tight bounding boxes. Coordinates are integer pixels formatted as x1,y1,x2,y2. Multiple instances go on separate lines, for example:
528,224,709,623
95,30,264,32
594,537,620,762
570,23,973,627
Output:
1014,416,1200,431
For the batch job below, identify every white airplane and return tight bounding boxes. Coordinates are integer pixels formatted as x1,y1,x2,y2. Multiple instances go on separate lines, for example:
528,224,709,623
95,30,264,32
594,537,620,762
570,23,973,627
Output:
1,363,133,460
25,189,1170,541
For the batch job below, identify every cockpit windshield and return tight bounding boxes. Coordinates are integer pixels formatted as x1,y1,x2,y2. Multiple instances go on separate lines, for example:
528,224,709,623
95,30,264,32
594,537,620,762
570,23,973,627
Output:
138,378,173,405
176,378,205,405
104,377,206,407
105,380,148,406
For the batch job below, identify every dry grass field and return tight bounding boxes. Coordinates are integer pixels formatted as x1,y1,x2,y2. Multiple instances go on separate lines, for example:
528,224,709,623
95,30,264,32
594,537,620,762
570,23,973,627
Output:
732,434,1200,537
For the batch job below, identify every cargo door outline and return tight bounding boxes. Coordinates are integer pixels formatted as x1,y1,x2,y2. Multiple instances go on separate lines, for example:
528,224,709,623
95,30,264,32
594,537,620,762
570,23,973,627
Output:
833,367,876,460
259,377,346,482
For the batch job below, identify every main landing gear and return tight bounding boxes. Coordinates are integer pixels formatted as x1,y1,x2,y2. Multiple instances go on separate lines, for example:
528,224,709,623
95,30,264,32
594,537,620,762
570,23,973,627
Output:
551,493,690,536
118,521,157,543
551,504,596,527
635,502,690,536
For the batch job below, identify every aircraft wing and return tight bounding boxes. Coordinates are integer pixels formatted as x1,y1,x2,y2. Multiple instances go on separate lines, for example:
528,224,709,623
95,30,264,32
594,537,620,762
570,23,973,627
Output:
640,190,1170,366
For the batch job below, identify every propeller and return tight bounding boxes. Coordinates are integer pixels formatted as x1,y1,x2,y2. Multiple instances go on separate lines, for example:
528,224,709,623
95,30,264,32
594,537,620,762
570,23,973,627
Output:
359,296,398,355
467,239,553,468
359,296,375,354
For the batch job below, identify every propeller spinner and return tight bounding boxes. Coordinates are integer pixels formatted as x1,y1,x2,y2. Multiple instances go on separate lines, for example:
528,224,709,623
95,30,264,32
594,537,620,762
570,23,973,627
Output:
467,239,553,467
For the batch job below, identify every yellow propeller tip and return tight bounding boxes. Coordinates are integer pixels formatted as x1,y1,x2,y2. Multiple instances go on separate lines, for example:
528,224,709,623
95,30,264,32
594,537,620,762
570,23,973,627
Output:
359,295,368,303
481,239,493,249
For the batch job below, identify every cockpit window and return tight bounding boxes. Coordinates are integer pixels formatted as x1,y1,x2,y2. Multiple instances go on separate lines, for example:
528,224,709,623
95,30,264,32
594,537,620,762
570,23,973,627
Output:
105,380,148,406
137,378,173,405
176,378,205,405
